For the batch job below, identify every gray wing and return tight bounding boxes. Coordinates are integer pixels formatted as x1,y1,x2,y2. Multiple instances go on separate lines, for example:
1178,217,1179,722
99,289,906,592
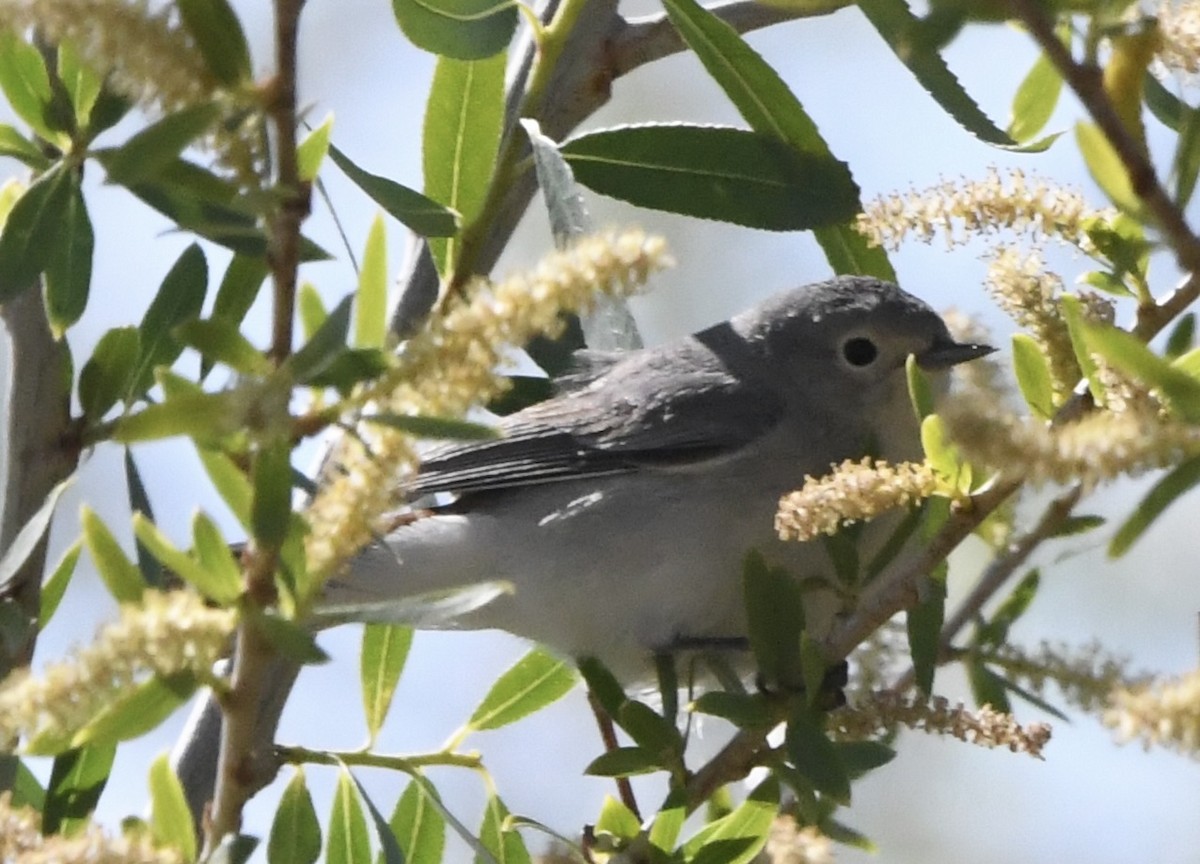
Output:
410,343,784,497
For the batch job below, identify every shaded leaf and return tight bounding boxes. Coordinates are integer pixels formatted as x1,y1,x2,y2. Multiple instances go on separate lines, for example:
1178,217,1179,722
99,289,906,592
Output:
131,243,209,398
212,253,270,325
742,549,805,688
583,746,663,777
255,610,329,665
467,647,576,731
44,171,94,336
906,561,946,695
392,0,517,59
423,52,505,274
81,505,144,603
785,705,849,804
562,124,860,231
1110,455,1200,557
329,142,458,237
125,449,167,589
362,412,497,440
0,476,73,597
0,30,59,142
346,770,407,864
176,318,270,375
79,326,140,420
269,769,322,864
836,740,896,779
177,0,253,87
56,41,102,130
0,124,50,169
967,660,1012,713
99,102,221,186
0,165,72,297
252,439,293,548
690,691,771,727
289,295,352,382
1011,333,1056,419
43,743,115,834
1166,313,1195,359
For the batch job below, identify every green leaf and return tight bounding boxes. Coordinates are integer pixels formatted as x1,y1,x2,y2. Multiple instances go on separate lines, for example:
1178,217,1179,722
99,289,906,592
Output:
1145,71,1184,131
336,772,405,864
112,389,239,444
10,758,46,809
649,790,687,856
742,550,805,688
328,143,458,237
683,776,779,864
192,512,243,600
298,282,327,340
478,793,531,864
213,256,268,323
149,753,197,862
0,124,50,169
81,505,144,603
974,569,1039,648
1076,121,1140,213
1084,321,1200,421
966,660,1012,713
44,170,94,336
690,691,771,727
595,795,641,841
583,746,664,777
327,768,372,864
423,52,505,274
177,0,252,86
57,41,102,130
1007,46,1064,143
1011,333,1056,419
67,673,197,752
0,30,60,142
905,561,946,695
79,326,140,420
130,243,209,398
99,102,221,186
314,580,512,630
0,476,72,597
255,610,329,665
0,165,73,297
197,447,253,528
39,539,82,628
906,354,936,420
1166,313,1195,359
1050,514,1106,537
356,213,389,349
1172,106,1200,208
616,700,682,758
362,412,498,440
1110,455,1200,557
176,318,270,375
660,0,891,278
251,439,293,548
131,512,240,604
576,656,626,717
43,743,116,834
360,624,413,743
467,647,577,731
297,114,333,182
392,0,517,59
561,124,860,231
269,769,322,864
785,704,850,804
125,448,167,589
289,295,353,382
835,740,896,779
389,778,446,864
857,0,1015,146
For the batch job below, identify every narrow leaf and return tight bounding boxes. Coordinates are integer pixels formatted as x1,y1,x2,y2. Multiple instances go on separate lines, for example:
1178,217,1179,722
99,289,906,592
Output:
1110,455,1200,557
329,143,458,237
0,124,50,169
131,243,209,399
1076,121,1140,213
346,770,407,864
0,165,72,297
43,743,116,834
327,768,372,864
251,439,293,548
742,550,805,688
57,41,102,129
298,114,334,183
1011,333,1056,419
149,753,197,862
356,213,388,349
478,793,531,864
196,447,253,529
785,704,850,804
81,506,144,602
0,30,59,142
362,412,498,440
389,778,446,864
1084,321,1200,421
79,326,140,420
43,170,93,335
101,103,221,186
1008,47,1064,142
289,295,353,382
423,52,506,274
360,624,413,743
39,540,82,628
906,561,947,695
177,0,253,87
66,674,196,753
561,124,859,231
269,769,322,864
583,746,663,777
684,776,779,864
131,512,240,604
212,253,269,324
0,476,72,595
595,796,641,841
176,318,271,375
467,647,577,731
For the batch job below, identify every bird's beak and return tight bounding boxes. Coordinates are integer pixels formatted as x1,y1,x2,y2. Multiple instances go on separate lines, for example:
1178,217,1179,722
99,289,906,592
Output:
916,338,996,370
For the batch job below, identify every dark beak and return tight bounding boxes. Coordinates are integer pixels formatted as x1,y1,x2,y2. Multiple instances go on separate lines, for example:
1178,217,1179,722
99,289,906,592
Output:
916,338,996,370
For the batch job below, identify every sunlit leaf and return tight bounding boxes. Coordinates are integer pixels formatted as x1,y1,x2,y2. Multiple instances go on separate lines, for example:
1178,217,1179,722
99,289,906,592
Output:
360,624,413,743
0,30,60,142
149,753,197,862
1011,333,1056,419
467,647,577,732
99,102,221,186
177,0,253,86
81,505,144,603
39,540,82,628
327,768,371,864
67,674,196,752
329,143,458,237
389,777,446,864
1110,455,1200,557
356,213,388,349
269,769,322,864
392,0,517,59
43,744,115,834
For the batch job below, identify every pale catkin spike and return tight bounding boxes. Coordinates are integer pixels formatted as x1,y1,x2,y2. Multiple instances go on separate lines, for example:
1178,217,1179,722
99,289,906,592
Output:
941,396,1200,488
829,690,1052,758
1158,1,1200,74
0,590,235,750
304,230,673,582
856,168,1109,252
1105,668,1200,756
776,458,942,543
0,792,183,863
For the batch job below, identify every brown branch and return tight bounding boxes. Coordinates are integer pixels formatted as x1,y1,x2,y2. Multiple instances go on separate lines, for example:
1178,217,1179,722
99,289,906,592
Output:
1009,0,1200,277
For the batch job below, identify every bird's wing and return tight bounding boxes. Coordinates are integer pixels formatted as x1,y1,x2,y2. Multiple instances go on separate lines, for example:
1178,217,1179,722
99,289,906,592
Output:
409,348,785,497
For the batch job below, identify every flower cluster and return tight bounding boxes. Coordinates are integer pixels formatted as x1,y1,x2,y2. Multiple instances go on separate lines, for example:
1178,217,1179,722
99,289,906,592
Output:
766,816,834,864
776,459,942,543
856,169,1105,252
987,640,1148,714
1105,667,1200,757
0,793,182,864
941,395,1200,489
0,590,234,752
1158,0,1200,74
303,230,672,583
830,690,1052,758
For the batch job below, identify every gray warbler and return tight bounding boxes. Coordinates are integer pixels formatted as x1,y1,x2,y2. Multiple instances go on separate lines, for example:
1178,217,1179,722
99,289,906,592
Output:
322,275,993,678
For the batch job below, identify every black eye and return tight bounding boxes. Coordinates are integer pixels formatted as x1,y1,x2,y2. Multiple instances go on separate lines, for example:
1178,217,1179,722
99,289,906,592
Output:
842,336,878,367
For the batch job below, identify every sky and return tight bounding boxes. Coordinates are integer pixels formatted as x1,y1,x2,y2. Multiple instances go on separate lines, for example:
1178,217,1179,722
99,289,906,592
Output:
2,0,1200,861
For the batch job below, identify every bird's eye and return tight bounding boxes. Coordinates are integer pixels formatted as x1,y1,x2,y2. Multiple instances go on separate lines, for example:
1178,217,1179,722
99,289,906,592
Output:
841,336,878,367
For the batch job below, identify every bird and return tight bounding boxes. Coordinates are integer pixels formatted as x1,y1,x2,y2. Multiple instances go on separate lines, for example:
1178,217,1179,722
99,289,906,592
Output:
322,276,993,680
